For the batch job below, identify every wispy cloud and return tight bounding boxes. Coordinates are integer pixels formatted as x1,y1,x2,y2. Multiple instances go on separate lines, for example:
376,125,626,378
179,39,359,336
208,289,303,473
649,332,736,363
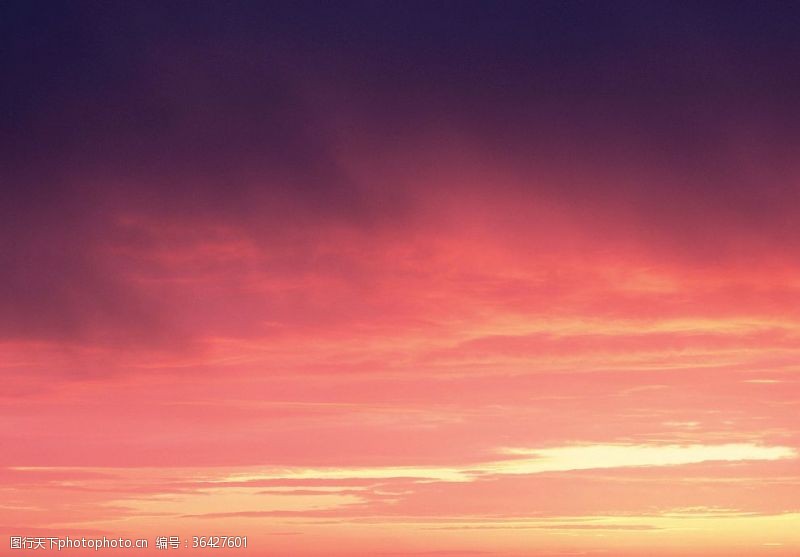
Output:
217,443,797,484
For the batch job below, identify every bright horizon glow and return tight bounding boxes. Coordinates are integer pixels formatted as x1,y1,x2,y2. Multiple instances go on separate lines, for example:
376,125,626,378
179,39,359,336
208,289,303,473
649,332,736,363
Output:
217,443,797,484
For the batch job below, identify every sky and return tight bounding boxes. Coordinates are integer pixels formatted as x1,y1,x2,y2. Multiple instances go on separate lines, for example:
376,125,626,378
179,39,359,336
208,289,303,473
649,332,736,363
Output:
2,1,800,556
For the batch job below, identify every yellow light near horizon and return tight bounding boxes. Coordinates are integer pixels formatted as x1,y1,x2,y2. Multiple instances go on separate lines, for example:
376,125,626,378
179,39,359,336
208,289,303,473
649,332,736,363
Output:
215,443,796,485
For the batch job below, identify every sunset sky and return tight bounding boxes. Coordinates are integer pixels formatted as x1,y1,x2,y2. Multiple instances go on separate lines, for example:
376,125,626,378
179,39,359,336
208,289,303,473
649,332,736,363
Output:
2,2,800,556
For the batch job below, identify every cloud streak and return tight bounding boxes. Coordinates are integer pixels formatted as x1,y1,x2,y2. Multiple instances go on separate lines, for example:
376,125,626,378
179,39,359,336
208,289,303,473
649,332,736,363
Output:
217,443,797,484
